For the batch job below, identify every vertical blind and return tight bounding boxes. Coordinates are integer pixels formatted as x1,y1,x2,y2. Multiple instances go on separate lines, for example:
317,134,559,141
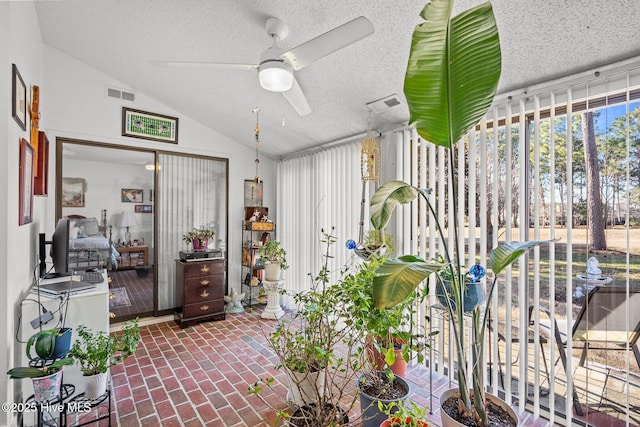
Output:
157,154,227,311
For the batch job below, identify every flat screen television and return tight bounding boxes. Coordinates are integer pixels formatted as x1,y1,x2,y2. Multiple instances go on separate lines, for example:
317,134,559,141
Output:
39,218,71,278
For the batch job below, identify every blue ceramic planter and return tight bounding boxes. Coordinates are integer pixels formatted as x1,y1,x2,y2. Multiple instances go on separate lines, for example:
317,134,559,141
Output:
436,280,485,313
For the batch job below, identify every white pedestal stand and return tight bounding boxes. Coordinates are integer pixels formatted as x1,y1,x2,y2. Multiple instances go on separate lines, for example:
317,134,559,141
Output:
261,279,285,320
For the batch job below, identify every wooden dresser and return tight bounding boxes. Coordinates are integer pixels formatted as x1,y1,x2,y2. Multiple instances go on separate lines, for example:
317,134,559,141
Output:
175,258,226,327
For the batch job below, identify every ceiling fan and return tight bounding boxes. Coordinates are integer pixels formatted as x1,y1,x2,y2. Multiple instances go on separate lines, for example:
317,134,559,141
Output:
160,16,374,116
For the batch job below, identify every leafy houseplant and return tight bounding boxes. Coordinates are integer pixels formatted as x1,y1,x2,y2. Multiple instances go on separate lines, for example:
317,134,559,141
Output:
7,329,74,402
182,228,215,251
70,318,140,398
368,0,551,426
380,400,430,427
248,229,369,426
259,240,289,269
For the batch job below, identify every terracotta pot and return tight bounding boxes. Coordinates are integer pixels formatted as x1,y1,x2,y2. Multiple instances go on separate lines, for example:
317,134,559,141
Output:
439,388,517,427
366,336,408,377
380,418,429,427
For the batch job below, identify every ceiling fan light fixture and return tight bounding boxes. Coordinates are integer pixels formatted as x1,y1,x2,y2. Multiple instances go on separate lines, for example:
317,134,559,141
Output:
259,60,293,92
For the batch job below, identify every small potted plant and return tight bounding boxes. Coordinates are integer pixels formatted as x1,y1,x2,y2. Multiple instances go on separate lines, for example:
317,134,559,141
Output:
69,318,140,399
380,400,430,427
259,240,288,280
357,368,411,427
7,329,74,402
182,228,215,251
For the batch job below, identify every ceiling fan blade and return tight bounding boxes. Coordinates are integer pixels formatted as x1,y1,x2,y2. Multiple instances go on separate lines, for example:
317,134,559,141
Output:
280,16,374,71
284,77,311,116
152,61,258,70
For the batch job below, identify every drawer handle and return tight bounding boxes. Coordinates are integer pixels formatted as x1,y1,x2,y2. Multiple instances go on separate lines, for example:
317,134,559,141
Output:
200,279,210,286
200,305,209,311
200,290,209,298
200,266,210,273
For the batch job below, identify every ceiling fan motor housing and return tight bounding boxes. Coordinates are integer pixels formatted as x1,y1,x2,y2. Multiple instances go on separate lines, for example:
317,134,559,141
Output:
259,45,293,92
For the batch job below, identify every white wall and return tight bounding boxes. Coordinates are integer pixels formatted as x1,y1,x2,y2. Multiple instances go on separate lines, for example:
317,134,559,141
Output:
2,3,276,424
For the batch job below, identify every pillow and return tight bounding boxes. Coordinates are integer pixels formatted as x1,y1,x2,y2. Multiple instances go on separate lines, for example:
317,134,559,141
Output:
76,227,87,238
69,226,79,239
76,218,100,236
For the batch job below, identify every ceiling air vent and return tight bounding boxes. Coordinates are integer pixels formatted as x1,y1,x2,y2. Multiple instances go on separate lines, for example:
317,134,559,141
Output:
366,94,403,114
105,86,135,102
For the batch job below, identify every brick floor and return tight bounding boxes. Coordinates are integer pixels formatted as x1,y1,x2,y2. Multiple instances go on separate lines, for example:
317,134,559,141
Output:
81,308,553,426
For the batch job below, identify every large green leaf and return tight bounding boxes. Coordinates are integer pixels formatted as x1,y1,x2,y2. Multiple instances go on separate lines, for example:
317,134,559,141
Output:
370,181,418,230
488,240,553,276
372,255,444,308
404,0,501,148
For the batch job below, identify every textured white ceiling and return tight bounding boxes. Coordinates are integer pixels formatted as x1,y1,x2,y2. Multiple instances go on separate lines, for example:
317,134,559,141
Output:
35,0,640,158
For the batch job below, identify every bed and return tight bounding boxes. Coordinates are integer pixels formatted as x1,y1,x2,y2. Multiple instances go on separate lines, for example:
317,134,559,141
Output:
67,217,114,270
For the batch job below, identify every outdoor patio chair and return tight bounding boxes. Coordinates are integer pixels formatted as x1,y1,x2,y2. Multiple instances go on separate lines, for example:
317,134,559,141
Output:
530,285,640,416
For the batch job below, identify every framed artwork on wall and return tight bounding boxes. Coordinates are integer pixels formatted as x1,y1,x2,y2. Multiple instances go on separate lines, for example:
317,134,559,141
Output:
34,131,49,196
18,138,34,225
121,188,143,203
122,107,178,143
62,177,86,207
135,204,153,213
244,179,263,207
12,64,27,131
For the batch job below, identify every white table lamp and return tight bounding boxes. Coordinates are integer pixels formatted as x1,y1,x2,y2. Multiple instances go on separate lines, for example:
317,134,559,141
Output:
119,211,136,244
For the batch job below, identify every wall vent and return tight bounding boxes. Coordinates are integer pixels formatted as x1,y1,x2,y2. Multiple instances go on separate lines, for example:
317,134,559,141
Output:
105,86,136,102
367,94,403,114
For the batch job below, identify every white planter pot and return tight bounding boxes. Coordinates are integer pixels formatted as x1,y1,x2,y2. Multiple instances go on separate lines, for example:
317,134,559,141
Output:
286,368,326,407
264,263,281,281
439,388,517,427
84,371,109,399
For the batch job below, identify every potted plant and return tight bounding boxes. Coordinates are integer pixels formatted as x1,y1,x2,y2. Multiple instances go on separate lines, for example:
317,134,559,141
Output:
69,318,140,399
182,228,215,251
7,329,74,402
357,368,411,427
379,400,430,427
367,1,552,426
259,240,288,280
248,228,369,426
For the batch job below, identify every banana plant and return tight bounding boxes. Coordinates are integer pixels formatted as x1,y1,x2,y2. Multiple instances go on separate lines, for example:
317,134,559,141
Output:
368,1,553,425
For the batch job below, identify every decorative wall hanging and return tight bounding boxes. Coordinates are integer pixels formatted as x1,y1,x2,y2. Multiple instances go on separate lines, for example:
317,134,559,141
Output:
122,107,178,143
18,138,34,225
34,131,49,196
30,85,40,176
121,188,143,203
244,180,264,207
12,64,26,131
62,177,86,207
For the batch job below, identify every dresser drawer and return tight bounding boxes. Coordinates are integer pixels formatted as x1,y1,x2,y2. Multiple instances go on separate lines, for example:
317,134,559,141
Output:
184,274,224,291
182,260,225,278
184,281,225,304
183,300,224,318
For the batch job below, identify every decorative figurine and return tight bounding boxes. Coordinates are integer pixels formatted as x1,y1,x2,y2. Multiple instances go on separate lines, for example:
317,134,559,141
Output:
224,288,245,313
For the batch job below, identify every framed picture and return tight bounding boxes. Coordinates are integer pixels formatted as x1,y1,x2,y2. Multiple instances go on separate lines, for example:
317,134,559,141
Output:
18,139,34,225
135,204,153,213
244,179,263,207
34,131,49,196
12,64,27,131
62,177,86,207
122,107,178,143
122,188,143,203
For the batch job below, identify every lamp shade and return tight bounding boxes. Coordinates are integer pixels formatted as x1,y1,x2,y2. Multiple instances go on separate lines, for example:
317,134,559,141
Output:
119,211,136,228
259,60,293,92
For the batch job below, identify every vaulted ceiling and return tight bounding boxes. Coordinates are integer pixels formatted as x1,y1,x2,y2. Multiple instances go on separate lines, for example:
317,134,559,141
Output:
35,0,640,158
